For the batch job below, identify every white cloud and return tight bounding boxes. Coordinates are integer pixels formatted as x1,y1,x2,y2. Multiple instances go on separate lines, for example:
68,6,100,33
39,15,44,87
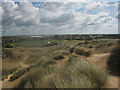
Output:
1,2,118,36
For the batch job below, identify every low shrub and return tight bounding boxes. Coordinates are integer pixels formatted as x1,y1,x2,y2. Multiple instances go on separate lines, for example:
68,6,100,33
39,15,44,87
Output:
47,60,57,65
54,54,64,60
95,42,106,48
74,47,91,57
62,51,70,55
88,45,93,48
107,46,120,75
69,47,75,53
107,42,113,47
84,41,88,44
2,49,14,59
2,43,16,48
95,42,113,48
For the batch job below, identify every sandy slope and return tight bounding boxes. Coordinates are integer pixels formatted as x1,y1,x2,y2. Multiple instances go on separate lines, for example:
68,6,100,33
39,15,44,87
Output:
2,52,119,88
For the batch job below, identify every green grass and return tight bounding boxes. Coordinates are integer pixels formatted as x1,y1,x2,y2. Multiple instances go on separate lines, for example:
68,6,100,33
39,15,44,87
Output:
14,40,61,47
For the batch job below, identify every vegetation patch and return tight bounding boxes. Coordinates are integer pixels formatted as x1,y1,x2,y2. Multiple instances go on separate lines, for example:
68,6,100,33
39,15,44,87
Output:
95,42,113,48
2,68,17,81
16,55,109,88
107,46,120,76
16,67,47,88
53,54,64,60
69,47,75,53
2,43,16,48
74,47,91,57
10,68,27,81
2,48,24,61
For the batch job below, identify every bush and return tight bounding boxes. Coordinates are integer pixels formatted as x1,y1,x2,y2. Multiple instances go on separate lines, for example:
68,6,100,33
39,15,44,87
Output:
62,51,70,55
96,42,113,48
107,46,120,75
107,42,113,47
69,47,75,53
95,42,106,48
84,41,88,44
88,45,93,48
74,47,91,57
2,49,14,59
2,43,16,48
54,54,64,60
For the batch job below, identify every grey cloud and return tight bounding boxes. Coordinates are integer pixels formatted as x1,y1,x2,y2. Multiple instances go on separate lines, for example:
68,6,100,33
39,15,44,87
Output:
1,2,118,36
40,13,74,23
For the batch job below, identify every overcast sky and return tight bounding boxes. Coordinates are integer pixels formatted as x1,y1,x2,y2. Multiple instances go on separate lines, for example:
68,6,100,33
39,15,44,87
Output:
0,0,119,36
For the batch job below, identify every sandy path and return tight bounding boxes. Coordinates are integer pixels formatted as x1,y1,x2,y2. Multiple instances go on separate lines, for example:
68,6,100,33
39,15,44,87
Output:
2,73,26,88
87,53,119,88
87,53,110,63
2,62,29,88
109,76,119,88
20,62,29,68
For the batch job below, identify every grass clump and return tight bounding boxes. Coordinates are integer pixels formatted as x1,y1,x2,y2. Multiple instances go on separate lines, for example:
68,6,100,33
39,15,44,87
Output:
2,48,24,61
52,55,109,88
62,50,70,55
16,67,47,88
2,43,16,48
69,47,75,53
95,41,113,48
107,46,120,76
54,54,64,60
88,44,93,48
74,47,91,57
2,49,14,59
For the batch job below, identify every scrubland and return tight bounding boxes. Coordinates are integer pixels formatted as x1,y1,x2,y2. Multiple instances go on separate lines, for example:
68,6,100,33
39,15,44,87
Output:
2,38,119,88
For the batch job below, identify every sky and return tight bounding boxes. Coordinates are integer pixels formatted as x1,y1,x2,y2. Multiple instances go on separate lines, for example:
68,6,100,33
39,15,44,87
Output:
0,0,120,36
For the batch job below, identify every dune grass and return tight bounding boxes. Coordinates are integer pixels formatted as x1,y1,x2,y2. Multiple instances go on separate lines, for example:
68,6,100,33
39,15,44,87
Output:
16,55,109,88
74,47,91,57
3,38,116,88
107,46,120,76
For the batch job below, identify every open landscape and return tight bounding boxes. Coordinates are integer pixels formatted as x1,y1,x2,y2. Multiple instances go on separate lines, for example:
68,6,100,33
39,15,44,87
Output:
2,34,120,88
1,1,120,89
